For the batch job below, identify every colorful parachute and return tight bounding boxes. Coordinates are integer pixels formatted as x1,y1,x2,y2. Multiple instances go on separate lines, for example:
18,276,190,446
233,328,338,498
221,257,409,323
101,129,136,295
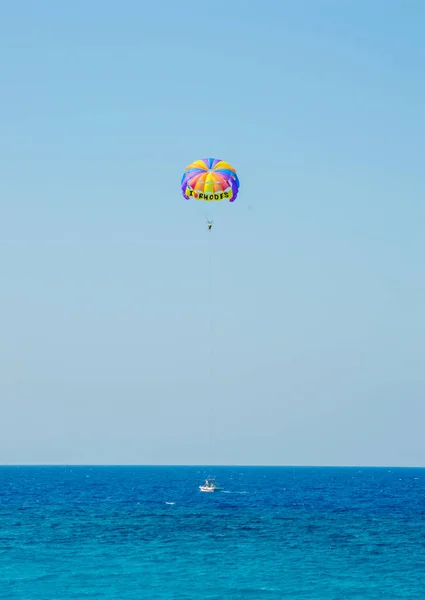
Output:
181,158,240,202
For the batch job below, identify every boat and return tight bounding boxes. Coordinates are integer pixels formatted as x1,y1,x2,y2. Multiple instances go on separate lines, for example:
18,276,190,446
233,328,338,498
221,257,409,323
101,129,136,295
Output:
199,476,224,493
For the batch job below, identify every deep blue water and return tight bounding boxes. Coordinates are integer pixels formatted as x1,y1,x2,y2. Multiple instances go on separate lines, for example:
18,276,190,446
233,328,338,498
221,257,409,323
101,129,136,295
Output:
1,466,424,599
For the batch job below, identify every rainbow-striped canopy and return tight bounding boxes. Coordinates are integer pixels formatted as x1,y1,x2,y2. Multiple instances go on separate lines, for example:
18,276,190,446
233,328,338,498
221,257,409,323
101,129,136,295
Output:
181,158,239,202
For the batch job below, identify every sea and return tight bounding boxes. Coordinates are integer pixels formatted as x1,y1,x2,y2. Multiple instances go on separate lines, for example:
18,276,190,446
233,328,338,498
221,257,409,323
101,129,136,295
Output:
0,466,424,599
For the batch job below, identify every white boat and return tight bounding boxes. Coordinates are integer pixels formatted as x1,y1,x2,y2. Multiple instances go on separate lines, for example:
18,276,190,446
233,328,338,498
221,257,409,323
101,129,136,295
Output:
199,477,223,493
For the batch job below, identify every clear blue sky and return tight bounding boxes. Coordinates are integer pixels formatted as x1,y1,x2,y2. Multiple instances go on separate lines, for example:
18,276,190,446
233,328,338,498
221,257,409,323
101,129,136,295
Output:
1,1,424,466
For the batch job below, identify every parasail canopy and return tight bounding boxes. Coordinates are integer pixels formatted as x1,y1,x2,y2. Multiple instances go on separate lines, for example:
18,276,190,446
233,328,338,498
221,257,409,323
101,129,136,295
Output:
181,157,240,202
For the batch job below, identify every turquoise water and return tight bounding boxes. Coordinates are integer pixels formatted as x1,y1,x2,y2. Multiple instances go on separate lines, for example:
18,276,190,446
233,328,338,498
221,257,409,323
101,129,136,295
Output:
1,466,424,599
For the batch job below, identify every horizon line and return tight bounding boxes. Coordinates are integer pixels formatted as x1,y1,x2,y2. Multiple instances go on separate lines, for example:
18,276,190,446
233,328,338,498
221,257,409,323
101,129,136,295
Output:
0,463,424,469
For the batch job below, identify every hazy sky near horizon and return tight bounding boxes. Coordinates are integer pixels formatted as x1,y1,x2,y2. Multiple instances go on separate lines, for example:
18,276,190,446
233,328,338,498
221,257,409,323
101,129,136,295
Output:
1,1,424,466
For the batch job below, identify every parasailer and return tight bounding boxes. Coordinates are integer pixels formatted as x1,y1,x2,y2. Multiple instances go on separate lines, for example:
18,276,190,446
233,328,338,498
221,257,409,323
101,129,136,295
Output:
181,157,239,230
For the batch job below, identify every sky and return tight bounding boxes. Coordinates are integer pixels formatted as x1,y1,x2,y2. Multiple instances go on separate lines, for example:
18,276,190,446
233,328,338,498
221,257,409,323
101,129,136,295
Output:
0,0,424,466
